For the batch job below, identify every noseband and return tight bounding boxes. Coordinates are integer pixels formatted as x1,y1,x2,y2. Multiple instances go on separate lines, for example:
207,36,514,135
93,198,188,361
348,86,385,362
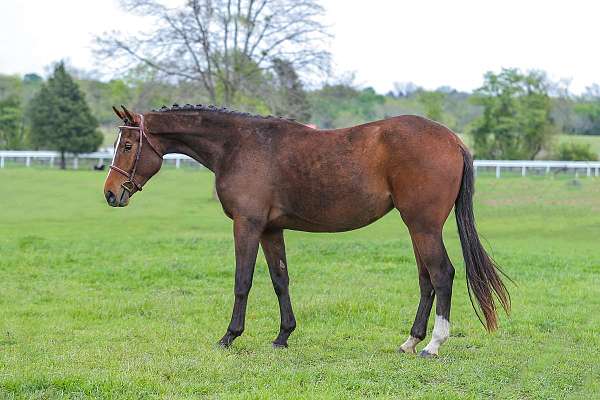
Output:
110,115,162,193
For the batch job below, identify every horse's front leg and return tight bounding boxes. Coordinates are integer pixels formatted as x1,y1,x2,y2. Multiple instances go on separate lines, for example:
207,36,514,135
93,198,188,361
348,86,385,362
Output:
218,216,264,347
260,228,296,348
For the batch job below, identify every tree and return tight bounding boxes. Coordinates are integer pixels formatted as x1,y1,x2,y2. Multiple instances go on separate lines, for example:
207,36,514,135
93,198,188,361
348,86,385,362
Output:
29,62,103,169
269,58,311,121
470,68,555,160
417,90,446,122
0,74,44,149
0,75,23,101
0,96,25,149
570,84,600,135
309,84,384,129
96,0,330,107
23,73,43,84
78,78,134,126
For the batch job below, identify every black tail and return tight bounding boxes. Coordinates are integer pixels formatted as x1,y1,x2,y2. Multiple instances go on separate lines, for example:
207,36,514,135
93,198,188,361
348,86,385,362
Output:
455,147,510,331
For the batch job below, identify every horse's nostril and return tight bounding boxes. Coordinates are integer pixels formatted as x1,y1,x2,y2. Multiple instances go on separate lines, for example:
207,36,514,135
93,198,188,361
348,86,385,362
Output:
106,191,116,205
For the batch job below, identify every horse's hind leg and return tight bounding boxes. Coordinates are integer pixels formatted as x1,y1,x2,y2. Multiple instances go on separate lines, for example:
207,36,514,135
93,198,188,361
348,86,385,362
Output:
260,228,296,348
399,237,435,353
393,192,457,356
390,146,461,356
404,229,455,357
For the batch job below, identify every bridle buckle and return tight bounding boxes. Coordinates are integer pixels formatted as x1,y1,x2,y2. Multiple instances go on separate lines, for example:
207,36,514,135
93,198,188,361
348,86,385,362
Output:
121,180,138,193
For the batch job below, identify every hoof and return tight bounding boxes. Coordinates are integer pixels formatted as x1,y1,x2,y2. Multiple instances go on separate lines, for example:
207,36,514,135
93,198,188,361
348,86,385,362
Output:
398,347,415,354
418,350,437,358
218,333,235,348
272,342,288,349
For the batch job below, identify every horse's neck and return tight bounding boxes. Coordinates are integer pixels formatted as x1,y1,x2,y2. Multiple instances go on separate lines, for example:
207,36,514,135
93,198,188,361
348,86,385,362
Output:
162,131,226,172
150,111,266,172
152,113,239,172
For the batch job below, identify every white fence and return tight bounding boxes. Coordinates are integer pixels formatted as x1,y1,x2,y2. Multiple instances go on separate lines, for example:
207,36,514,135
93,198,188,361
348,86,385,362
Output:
474,160,600,178
1,150,600,177
0,150,197,170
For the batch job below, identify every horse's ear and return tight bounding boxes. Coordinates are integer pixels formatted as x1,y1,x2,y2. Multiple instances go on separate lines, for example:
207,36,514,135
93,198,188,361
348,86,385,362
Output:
121,105,135,122
112,106,124,121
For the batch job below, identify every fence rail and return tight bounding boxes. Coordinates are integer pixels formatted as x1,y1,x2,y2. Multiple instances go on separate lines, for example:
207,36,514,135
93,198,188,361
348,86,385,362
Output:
0,150,196,169
474,160,600,178
1,151,600,177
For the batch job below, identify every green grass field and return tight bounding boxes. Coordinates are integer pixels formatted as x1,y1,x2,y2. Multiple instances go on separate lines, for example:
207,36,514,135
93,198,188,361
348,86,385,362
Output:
1,168,599,399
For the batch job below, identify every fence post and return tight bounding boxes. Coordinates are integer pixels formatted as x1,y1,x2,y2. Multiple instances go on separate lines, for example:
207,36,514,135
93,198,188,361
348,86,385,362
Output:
474,165,478,177
545,165,550,175
496,165,501,178
26,156,31,167
521,166,526,177
0,156,4,169
73,157,79,170
176,158,181,169
50,156,54,168
596,167,599,177
587,167,591,177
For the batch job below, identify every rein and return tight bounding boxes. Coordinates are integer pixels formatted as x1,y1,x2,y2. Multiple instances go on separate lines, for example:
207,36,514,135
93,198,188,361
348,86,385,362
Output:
110,115,162,193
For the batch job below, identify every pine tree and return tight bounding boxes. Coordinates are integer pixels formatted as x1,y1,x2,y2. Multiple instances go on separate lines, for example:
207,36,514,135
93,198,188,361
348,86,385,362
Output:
29,62,102,169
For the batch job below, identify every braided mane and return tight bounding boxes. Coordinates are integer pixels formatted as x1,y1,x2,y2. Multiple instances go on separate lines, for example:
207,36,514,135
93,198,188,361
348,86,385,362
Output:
153,103,301,125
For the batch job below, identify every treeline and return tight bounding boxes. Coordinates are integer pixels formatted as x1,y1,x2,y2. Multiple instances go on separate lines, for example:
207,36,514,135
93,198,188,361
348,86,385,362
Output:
1,64,599,160
0,63,102,168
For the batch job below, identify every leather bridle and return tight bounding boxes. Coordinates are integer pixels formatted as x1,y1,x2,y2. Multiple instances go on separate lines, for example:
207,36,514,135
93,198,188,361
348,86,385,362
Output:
110,115,162,193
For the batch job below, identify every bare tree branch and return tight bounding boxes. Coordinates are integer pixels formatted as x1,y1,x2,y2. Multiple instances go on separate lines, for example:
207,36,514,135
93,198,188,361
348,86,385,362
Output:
95,0,331,106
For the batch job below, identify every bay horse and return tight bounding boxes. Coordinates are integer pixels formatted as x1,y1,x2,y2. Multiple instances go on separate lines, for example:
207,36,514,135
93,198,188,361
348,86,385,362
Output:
104,104,510,357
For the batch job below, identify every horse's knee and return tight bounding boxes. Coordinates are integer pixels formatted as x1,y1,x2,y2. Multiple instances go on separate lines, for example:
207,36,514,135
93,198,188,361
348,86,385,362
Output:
234,285,252,298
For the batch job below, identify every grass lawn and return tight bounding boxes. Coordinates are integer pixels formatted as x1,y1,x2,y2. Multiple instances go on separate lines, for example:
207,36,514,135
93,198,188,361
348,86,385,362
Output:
0,168,599,399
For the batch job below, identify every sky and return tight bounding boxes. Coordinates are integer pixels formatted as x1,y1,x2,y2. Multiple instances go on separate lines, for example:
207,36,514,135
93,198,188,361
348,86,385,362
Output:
1,0,599,94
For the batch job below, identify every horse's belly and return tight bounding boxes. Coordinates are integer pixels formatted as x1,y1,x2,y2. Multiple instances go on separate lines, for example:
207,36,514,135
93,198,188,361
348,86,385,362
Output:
268,190,394,233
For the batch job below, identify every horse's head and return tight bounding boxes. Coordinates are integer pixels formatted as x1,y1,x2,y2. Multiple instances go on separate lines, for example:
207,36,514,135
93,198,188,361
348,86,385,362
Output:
104,106,163,207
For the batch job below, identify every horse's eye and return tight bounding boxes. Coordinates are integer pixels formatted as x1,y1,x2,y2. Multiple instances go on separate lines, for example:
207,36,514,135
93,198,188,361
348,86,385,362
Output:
124,142,133,152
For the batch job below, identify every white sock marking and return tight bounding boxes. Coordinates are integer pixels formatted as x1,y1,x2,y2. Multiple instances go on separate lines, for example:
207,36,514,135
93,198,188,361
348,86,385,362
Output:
422,315,450,355
400,336,421,353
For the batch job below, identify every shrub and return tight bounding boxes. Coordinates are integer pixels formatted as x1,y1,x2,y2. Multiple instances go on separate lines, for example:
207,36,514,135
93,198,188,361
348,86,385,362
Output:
555,142,598,161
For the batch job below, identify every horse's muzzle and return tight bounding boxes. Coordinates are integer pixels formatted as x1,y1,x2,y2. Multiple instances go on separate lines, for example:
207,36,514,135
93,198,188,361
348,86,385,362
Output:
105,190,118,207
105,190,129,207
